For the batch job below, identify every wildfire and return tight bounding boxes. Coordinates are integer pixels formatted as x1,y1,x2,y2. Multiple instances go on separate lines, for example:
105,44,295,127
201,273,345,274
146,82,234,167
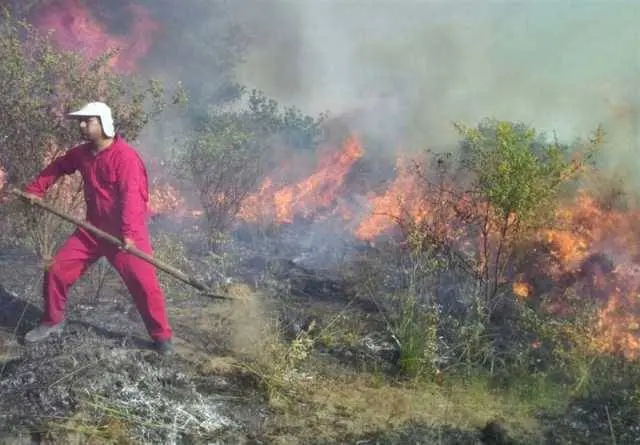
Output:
148,182,185,216
354,157,426,240
520,193,640,359
593,282,640,360
32,0,159,72
236,135,640,359
238,135,365,224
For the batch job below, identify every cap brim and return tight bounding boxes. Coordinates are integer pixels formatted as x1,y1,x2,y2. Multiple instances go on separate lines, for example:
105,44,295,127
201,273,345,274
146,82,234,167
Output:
67,112,96,118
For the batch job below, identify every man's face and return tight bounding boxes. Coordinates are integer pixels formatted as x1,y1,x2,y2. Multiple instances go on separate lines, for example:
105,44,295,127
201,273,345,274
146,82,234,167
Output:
77,116,103,141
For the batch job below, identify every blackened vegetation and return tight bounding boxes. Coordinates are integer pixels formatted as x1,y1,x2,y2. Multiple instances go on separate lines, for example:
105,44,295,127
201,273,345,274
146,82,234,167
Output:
0,288,255,444
1,214,639,444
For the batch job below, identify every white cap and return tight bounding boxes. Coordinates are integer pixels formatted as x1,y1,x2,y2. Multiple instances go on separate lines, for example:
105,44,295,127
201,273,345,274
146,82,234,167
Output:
68,101,115,137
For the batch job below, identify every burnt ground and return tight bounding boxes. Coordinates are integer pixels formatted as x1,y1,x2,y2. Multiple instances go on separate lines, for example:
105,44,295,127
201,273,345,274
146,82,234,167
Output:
0,237,260,443
1,219,638,444
0,265,262,444
0,221,488,444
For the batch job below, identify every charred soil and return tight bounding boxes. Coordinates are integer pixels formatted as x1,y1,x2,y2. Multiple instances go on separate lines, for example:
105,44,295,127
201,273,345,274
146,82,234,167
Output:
0,221,638,444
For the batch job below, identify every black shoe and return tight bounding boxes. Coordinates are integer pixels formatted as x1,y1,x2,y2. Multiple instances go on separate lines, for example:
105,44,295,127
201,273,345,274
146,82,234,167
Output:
154,339,174,356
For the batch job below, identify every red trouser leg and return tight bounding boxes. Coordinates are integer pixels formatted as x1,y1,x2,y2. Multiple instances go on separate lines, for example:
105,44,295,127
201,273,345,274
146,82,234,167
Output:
105,234,172,342
42,229,100,325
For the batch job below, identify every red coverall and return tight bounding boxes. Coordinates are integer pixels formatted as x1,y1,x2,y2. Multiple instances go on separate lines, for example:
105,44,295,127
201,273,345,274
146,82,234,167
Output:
25,135,172,341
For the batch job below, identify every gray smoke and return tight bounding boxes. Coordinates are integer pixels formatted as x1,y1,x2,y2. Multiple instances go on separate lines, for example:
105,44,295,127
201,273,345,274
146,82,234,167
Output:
24,0,638,186
234,0,639,177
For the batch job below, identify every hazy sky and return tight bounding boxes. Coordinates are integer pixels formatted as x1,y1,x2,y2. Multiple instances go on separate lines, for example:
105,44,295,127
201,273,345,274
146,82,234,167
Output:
237,0,639,171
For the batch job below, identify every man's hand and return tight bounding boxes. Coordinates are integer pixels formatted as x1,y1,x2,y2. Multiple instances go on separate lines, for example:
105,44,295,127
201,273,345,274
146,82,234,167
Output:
123,237,135,250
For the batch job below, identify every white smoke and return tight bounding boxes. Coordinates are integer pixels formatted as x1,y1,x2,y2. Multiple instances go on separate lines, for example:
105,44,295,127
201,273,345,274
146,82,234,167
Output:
236,0,640,172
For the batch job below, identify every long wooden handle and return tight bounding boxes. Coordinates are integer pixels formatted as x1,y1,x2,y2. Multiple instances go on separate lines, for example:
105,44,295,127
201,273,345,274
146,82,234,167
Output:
11,188,235,300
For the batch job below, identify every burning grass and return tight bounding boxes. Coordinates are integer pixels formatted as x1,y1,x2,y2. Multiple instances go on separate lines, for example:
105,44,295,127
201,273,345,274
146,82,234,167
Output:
2,219,640,444
138,123,640,443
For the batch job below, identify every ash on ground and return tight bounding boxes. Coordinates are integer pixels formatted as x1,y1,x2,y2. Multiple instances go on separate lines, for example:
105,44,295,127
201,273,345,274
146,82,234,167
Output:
0,287,256,445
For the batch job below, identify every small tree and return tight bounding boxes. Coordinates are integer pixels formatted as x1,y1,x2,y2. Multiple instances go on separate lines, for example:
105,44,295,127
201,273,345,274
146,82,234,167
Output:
0,9,184,261
175,90,325,248
454,118,603,303
394,119,603,375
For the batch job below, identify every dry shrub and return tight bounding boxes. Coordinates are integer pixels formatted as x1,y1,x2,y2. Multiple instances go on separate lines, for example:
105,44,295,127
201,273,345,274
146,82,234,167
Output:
223,283,315,405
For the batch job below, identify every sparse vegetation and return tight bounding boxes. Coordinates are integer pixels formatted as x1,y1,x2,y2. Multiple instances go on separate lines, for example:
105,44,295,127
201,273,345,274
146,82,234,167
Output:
172,89,325,248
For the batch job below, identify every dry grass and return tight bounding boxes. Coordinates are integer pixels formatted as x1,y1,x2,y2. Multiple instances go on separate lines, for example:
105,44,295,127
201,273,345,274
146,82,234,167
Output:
260,372,545,444
225,282,271,356
190,284,548,444
43,413,136,445
0,273,549,444
223,283,318,405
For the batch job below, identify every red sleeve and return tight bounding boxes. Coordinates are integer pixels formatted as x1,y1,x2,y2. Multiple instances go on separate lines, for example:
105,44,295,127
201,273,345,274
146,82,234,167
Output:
24,148,80,197
116,151,149,239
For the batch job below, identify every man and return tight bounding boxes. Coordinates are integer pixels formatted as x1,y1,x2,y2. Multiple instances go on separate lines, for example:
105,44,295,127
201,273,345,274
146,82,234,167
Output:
21,101,173,355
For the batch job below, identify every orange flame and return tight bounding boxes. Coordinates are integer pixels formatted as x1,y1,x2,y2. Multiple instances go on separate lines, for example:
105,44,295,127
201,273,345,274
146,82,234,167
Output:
354,157,426,240
238,135,364,223
237,137,640,359
33,0,159,72
512,280,532,299
516,193,640,359
148,182,185,216
592,283,640,360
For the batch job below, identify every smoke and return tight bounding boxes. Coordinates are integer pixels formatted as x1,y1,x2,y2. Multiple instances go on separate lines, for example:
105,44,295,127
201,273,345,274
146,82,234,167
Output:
18,0,640,184
235,0,640,175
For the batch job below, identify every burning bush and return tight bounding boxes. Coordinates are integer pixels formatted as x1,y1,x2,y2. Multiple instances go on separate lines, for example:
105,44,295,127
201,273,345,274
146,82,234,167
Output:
0,9,183,259
348,119,605,380
452,119,602,298
174,90,325,247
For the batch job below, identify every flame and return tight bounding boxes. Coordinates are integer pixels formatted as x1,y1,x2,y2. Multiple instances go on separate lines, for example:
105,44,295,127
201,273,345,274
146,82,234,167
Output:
236,137,640,359
512,280,531,299
33,0,159,72
593,282,640,359
148,182,185,216
539,194,640,278
515,193,640,359
238,135,364,223
354,157,426,240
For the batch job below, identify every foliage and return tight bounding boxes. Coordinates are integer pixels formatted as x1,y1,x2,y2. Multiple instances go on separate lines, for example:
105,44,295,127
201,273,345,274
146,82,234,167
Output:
391,290,439,378
342,117,607,386
345,235,445,379
453,118,603,301
0,9,183,259
235,316,316,407
174,89,325,247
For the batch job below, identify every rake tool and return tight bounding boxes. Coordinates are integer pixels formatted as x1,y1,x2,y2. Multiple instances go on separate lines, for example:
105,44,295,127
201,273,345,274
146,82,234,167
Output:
11,188,237,301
